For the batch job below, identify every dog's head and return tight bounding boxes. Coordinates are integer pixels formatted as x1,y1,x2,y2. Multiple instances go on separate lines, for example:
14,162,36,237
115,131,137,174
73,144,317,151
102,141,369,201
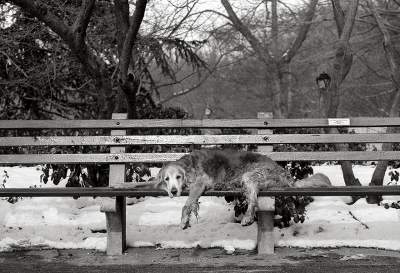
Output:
156,163,186,198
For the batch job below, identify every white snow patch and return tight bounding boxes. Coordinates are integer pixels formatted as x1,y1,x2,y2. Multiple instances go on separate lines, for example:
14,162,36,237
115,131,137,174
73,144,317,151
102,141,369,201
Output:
340,254,367,261
160,240,201,249
139,211,181,226
211,239,256,251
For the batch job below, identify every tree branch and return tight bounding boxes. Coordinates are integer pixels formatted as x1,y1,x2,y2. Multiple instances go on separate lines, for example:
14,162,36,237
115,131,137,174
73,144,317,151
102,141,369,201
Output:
340,0,359,42
220,0,272,64
369,0,400,89
8,0,72,42
326,0,359,118
9,0,104,79
168,1,198,38
72,0,95,48
271,0,278,59
114,0,130,54
201,9,230,20
0,50,28,78
331,0,345,36
158,53,225,104
119,0,148,83
284,0,318,63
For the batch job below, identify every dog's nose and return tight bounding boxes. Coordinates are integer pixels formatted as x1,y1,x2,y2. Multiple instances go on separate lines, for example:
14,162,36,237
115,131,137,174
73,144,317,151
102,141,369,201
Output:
171,188,178,195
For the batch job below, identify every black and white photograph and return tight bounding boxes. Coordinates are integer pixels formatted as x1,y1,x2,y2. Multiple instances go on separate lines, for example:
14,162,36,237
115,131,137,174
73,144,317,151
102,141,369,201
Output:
1,0,400,272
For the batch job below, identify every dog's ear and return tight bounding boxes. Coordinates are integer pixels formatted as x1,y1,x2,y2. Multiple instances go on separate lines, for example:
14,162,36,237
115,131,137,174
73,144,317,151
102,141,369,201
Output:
179,167,189,188
153,166,166,190
182,168,187,183
156,167,164,182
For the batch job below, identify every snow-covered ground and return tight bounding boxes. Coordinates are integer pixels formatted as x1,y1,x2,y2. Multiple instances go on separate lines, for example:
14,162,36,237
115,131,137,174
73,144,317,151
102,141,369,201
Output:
1,164,400,253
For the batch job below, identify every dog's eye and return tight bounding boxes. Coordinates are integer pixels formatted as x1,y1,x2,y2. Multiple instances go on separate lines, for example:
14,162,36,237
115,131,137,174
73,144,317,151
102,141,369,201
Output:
165,177,169,181
176,175,181,179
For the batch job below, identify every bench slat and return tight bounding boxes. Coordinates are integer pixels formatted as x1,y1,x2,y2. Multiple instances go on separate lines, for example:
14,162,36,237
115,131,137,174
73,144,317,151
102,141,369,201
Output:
0,151,399,164
1,117,400,129
1,186,400,197
1,134,399,146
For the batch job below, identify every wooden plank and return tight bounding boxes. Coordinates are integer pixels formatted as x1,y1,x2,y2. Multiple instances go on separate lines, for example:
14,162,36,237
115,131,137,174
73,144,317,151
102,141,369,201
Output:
2,117,400,129
258,112,274,154
105,113,126,255
2,186,400,197
1,151,400,164
268,151,400,161
3,133,400,147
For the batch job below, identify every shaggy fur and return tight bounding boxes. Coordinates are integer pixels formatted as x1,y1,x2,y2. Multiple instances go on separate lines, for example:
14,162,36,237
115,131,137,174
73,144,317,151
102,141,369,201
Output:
155,149,331,229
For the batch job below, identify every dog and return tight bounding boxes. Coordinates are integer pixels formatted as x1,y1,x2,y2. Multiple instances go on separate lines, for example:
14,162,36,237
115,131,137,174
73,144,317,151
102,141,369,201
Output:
154,149,331,229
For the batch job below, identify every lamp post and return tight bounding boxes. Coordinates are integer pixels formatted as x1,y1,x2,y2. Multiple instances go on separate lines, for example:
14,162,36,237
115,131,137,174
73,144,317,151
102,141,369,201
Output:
316,72,331,116
316,72,331,90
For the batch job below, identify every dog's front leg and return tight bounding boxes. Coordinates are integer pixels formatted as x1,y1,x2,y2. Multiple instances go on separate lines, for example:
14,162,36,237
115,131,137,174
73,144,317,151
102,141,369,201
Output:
241,172,259,226
180,181,206,229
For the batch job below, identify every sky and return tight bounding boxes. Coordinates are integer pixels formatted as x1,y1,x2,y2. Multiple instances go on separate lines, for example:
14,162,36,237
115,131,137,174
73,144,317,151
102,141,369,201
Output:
1,0,309,30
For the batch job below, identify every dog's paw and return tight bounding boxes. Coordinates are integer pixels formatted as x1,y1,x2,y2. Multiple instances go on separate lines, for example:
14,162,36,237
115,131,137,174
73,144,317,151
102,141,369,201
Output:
180,221,191,229
240,215,255,226
180,205,191,229
112,182,134,189
180,215,191,229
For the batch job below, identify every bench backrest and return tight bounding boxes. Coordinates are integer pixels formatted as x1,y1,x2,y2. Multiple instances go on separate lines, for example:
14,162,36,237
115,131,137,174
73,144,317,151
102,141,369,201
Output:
1,116,400,166
2,114,400,198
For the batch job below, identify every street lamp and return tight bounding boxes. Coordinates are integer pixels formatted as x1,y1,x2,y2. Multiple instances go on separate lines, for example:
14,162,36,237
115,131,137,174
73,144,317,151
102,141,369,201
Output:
316,72,331,117
316,72,331,89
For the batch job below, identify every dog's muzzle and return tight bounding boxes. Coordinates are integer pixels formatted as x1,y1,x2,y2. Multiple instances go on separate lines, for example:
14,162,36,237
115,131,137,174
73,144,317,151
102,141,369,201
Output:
168,187,181,198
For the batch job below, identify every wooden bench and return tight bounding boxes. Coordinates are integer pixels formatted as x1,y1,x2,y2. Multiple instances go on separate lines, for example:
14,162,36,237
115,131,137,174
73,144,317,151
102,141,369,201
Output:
1,113,400,255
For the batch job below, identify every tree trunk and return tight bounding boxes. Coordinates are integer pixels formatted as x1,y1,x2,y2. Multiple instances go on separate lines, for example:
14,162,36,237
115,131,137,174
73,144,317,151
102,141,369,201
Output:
367,93,400,203
271,69,284,119
120,79,139,119
367,1,400,203
322,0,360,189
323,127,361,188
370,91,400,187
279,63,290,118
115,0,148,120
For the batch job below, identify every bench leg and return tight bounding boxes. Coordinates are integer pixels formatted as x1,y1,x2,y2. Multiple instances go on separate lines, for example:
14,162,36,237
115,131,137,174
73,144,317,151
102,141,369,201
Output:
256,210,274,254
105,196,126,255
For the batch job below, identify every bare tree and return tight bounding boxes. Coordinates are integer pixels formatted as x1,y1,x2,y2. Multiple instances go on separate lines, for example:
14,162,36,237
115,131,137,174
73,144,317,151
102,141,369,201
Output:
220,0,318,118
320,0,361,189
367,0,400,203
322,0,359,118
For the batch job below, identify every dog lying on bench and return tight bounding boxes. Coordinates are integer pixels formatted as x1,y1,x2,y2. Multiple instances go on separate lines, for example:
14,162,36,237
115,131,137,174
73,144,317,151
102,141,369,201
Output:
154,149,331,229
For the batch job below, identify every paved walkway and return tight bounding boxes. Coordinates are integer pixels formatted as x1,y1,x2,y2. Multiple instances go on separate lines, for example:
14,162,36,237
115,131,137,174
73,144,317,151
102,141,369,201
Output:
1,247,400,273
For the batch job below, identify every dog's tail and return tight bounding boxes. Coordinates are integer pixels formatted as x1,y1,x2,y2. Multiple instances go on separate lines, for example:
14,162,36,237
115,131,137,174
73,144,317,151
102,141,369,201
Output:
292,173,332,188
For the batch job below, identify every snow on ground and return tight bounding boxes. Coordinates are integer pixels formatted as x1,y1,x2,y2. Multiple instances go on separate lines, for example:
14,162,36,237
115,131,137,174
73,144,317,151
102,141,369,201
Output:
1,164,400,253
